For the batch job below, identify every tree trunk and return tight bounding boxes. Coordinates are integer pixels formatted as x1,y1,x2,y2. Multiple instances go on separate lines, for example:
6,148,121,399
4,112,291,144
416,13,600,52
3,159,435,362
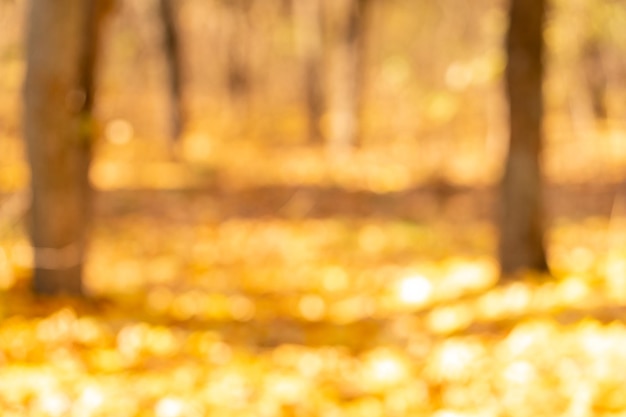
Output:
499,0,549,277
224,0,253,113
327,0,371,154
158,0,185,145
294,0,325,144
582,38,608,122
23,0,107,295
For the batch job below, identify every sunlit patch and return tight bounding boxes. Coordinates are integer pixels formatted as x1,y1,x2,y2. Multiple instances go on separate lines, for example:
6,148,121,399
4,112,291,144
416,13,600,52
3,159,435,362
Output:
359,225,387,254
78,385,104,409
205,371,250,406
146,257,179,284
147,287,175,314
329,296,374,324
12,241,32,268
578,325,612,358
155,396,186,417
171,290,205,321
265,374,309,404
322,265,349,292
604,257,626,302
299,295,326,321
105,119,134,145
36,308,77,343
145,326,180,357
36,391,71,417
362,348,409,389
297,351,324,377
0,247,15,289
568,246,595,273
499,283,532,315
556,276,590,305
229,295,256,322
443,259,497,295
503,361,536,385
347,396,383,417
181,133,214,162
396,274,432,307
208,342,232,365
117,323,147,360
429,340,484,382
503,320,556,356
426,92,458,124
427,305,473,334
73,316,106,345
445,61,474,91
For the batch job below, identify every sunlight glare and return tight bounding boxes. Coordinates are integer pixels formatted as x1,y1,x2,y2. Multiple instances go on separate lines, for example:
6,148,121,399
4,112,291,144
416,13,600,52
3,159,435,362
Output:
363,348,408,388
430,341,483,382
79,385,104,409
37,391,71,417
503,361,536,385
155,396,185,417
397,275,432,306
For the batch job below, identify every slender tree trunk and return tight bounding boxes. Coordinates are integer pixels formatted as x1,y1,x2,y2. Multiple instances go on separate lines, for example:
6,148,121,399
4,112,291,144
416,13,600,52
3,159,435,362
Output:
294,0,325,144
158,0,184,144
499,0,549,277
224,0,252,114
23,0,107,295
582,38,608,122
327,0,371,154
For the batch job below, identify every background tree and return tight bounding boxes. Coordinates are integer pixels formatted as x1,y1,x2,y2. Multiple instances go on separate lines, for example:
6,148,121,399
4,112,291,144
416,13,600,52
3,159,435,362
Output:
23,0,109,295
157,0,185,146
499,0,549,277
223,0,253,120
294,0,325,144
327,0,372,153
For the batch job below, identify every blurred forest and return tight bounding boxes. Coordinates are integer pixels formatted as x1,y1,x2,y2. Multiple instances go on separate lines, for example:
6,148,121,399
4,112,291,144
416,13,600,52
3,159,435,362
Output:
4,0,626,416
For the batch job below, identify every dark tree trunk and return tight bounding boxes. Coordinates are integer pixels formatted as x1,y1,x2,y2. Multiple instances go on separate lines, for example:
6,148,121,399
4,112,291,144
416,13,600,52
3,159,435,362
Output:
328,0,371,153
23,0,107,295
499,0,549,277
157,0,185,144
294,0,325,144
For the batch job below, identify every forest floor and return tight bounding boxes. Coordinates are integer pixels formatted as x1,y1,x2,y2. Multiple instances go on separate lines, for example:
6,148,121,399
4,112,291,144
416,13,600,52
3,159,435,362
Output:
2,128,626,416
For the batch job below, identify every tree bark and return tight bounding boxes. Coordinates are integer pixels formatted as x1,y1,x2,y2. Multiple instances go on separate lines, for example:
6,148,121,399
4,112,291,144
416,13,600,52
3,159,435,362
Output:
294,0,325,144
224,0,253,109
158,0,184,144
327,0,371,154
499,0,549,277
582,38,608,121
23,0,107,295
